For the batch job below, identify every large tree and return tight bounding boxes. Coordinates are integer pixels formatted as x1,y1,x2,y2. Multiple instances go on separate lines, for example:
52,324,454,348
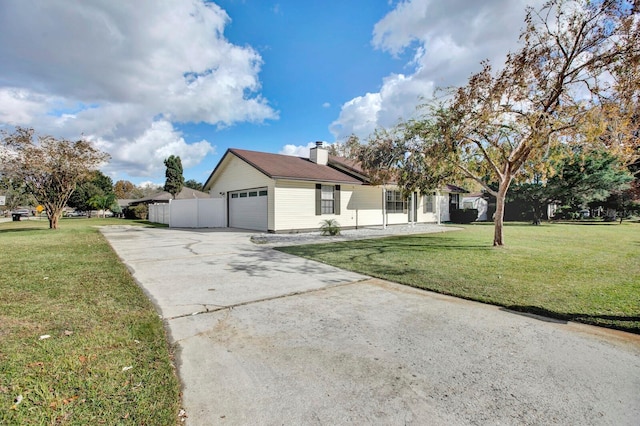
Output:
163,155,184,199
114,179,137,199
0,127,109,229
394,0,640,246
68,170,114,216
546,149,633,209
507,149,633,221
184,179,203,191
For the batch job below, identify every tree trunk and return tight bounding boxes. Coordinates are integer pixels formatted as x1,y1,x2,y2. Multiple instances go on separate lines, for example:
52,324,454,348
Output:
48,207,60,229
493,177,513,246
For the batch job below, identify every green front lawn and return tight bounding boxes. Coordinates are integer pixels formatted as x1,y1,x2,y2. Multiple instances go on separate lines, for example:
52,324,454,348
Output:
0,218,180,425
277,222,640,333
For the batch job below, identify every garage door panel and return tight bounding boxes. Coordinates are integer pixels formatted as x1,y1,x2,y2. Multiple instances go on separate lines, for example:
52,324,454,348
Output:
229,188,267,231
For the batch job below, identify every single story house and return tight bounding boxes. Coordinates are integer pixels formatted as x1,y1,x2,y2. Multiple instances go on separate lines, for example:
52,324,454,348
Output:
127,187,211,207
203,142,467,233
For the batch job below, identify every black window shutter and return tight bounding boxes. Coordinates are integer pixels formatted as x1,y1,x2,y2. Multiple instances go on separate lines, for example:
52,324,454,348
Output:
334,185,341,215
315,183,321,215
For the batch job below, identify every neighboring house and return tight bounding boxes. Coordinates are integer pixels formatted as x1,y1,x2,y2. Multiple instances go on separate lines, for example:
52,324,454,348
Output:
461,192,489,221
126,187,211,207
202,142,467,233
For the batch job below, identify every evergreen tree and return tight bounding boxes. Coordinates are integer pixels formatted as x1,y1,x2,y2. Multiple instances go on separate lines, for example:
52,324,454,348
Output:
163,155,184,198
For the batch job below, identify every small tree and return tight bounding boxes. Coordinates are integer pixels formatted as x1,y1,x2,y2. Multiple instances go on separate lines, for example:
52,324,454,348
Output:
163,155,184,199
0,127,109,229
88,193,117,218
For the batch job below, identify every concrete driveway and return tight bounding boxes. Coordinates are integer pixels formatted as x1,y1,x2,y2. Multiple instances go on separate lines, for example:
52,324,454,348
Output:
101,226,640,425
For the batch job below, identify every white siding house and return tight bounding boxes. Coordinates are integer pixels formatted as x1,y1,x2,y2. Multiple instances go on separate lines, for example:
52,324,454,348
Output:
203,143,465,233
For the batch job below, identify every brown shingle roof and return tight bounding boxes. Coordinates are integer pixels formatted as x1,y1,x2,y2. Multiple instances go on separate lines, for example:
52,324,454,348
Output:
328,155,368,179
445,184,468,193
129,187,211,205
229,148,363,184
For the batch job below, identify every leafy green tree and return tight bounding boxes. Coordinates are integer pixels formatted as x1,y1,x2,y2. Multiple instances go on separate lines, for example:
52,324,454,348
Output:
545,150,633,210
505,181,548,225
184,179,203,191
68,171,114,216
68,182,101,214
163,155,184,199
0,175,35,211
0,127,109,229
507,150,633,222
88,193,117,218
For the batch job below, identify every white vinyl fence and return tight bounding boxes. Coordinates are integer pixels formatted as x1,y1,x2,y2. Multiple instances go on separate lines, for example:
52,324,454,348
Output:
148,198,225,228
148,203,171,224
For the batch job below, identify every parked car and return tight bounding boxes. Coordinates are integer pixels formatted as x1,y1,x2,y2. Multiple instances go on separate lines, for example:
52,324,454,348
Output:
12,208,30,217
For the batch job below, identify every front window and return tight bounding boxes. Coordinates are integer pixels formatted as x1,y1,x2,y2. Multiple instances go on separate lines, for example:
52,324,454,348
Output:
424,193,435,213
450,193,460,210
386,190,406,214
321,185,334,214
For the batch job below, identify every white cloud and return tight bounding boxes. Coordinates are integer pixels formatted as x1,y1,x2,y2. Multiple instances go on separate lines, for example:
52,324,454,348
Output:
330,0,544,141
279,142,319,157
0,88,51,125
0,0,276,178
91,120,214,178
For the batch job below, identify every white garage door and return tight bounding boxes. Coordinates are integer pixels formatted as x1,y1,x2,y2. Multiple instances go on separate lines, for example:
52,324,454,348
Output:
229,188,268,231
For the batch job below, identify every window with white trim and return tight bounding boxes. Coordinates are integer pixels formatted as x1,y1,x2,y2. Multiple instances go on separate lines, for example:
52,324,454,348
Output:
424,193,435,213
450,193,460,210
386,190,406,214
321,185,334,214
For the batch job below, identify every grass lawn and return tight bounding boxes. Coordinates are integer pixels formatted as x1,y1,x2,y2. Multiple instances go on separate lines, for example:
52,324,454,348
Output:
0,217,180,425
277,222,640,333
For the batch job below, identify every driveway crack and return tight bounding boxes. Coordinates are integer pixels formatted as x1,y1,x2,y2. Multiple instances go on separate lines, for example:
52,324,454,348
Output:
165,278,370,321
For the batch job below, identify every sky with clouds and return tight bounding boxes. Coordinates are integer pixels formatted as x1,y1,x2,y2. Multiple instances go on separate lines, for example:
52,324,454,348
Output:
0,0,542,186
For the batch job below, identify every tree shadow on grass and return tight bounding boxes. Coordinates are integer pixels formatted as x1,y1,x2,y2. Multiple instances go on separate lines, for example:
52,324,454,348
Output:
501,305,640,334
0,227,48,234
277,236,491,257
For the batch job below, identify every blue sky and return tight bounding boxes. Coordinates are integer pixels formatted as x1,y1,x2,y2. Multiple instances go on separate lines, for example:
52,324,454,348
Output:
0,0,539,186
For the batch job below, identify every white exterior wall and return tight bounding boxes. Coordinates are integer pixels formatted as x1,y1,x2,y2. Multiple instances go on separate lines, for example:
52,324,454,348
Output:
206,155,274,230
272,182,450,232
344,185,385,228
273,181,389,231
273,180,316,231
415,193,440,224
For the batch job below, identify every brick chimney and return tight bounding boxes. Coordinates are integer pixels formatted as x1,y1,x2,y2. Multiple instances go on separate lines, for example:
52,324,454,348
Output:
309,141,328,165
